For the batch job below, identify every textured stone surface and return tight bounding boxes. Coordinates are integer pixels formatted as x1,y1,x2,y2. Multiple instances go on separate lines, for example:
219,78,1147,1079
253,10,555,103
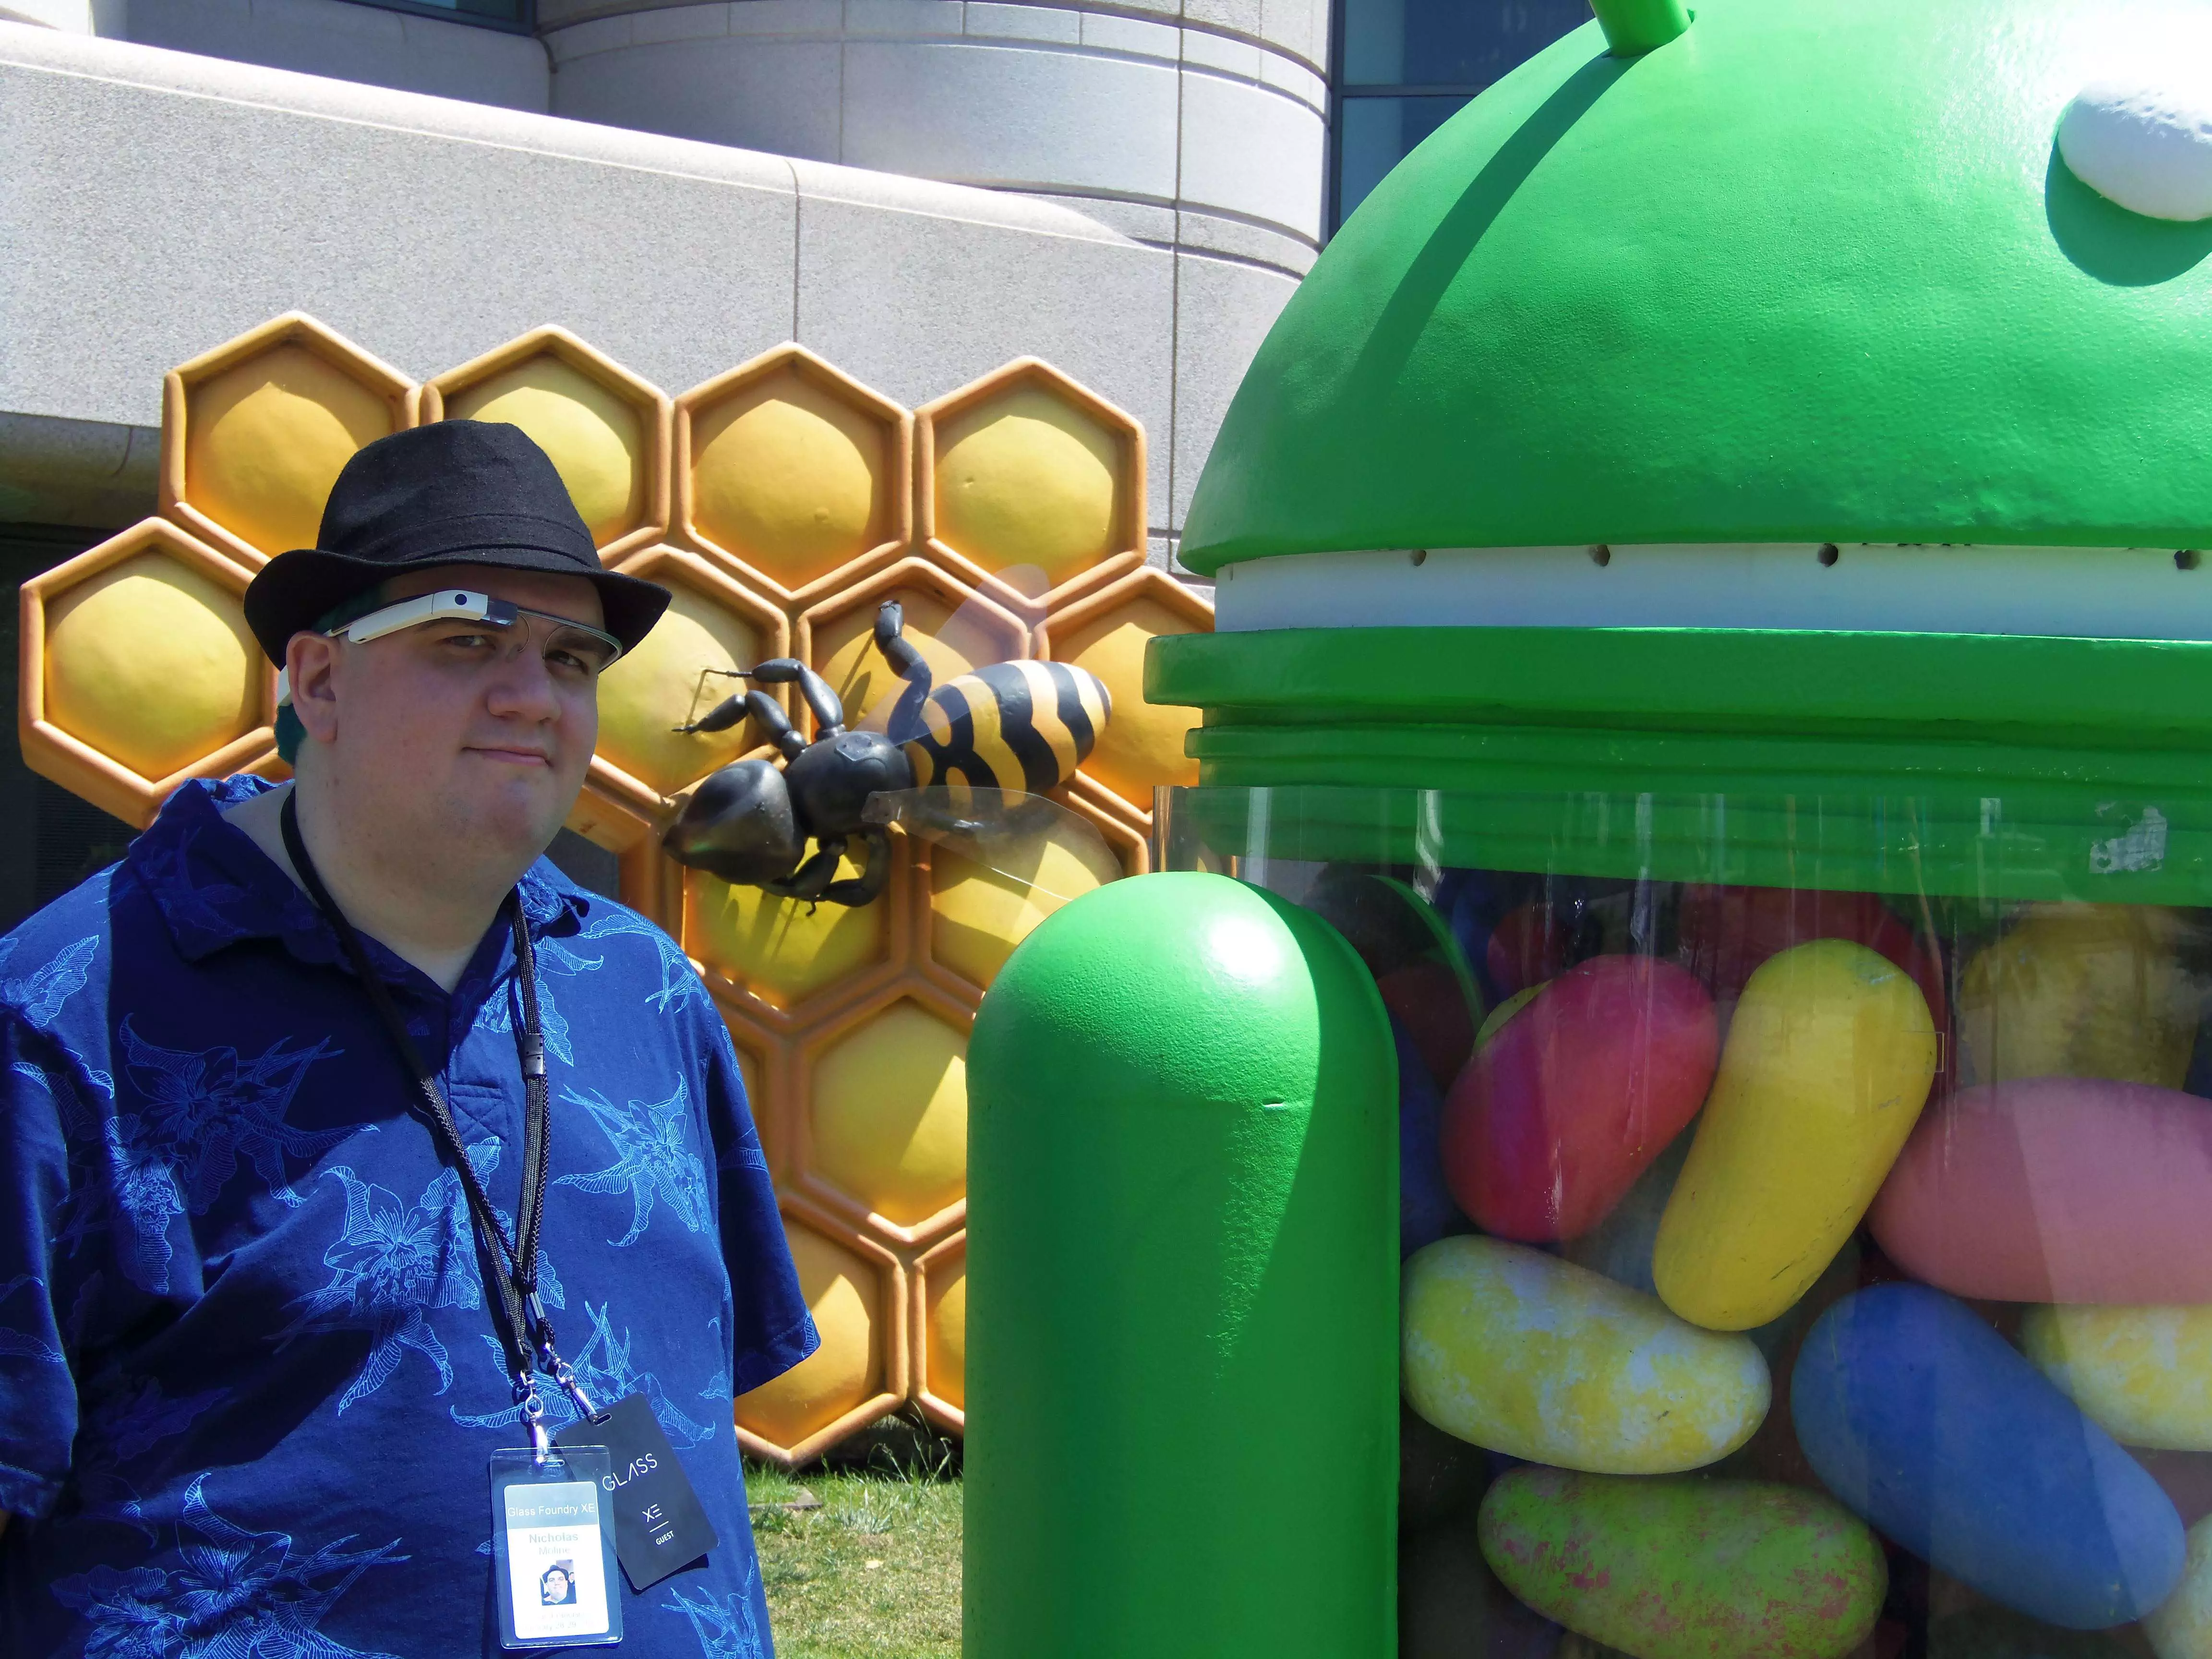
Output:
1178,67,1325,239
793,169,1175,529
0,17,1265,542
122,0,549,109
1170,252,1298,525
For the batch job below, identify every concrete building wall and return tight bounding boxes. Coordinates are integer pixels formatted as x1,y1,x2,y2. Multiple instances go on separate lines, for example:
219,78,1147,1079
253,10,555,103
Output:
544,0,1327,279
0,23,1285,565
22,0,553,108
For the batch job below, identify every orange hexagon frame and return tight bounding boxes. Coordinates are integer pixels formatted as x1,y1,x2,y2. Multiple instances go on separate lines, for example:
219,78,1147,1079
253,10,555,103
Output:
161,313,416,570
419,326,672,564
911,787,1136,1003
587,544,790,818
717,994,795,1182
564,776,684,922
789,975,975,1250
911,1231,966,1435
674,344,913,609
916,358,1146,619
734,1196,910,1467
21,518,276,828
1039,562,1215,822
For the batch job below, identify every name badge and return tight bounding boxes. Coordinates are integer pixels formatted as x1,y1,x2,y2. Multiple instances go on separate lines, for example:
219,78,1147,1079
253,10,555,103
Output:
556,1395,721,1591
491,1446,624,1650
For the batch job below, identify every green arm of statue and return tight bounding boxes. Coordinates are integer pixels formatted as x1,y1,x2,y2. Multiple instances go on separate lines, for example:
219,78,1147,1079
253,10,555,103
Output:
964,871,1399,1659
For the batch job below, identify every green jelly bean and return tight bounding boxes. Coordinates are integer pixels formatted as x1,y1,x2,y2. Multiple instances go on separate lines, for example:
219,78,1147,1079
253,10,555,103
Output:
1478,1467,1885,1659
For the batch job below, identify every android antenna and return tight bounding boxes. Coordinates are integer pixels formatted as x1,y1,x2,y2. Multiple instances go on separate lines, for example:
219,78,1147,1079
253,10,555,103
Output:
1589,0,1690,57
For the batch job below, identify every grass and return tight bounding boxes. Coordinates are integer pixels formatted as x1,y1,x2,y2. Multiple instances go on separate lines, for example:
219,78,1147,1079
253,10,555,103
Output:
746,1422,963,1659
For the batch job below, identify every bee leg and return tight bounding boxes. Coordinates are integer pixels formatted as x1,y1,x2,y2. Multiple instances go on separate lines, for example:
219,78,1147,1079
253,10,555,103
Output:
874,602,933,742
744,660,847,739
818,830,893,908
762,840,847,910
742,689,807,761
673,692,749,735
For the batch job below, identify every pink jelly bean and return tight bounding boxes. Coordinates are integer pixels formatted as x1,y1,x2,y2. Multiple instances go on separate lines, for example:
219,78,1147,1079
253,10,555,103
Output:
1870,1077,2212,1303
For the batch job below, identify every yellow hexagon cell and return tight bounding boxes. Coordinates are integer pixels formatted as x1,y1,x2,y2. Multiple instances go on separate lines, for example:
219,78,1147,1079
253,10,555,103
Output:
594,584,765,795
735,1226,879,1447
1057,596,1202,796
811,1002,968,1226
47,555,259,780
185,345,392,556
936,387,1120,589
693,372,886,588
686,858,886,1006
931,817,1121,986
816,589,1016,733
926,1262,966,1411
445,358,642,543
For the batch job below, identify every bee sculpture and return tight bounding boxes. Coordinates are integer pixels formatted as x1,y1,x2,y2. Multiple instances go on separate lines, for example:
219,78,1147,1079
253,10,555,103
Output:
661,600,1113,906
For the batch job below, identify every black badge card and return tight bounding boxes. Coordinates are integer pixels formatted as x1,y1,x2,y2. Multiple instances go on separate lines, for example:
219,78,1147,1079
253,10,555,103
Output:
556,1395,720,1591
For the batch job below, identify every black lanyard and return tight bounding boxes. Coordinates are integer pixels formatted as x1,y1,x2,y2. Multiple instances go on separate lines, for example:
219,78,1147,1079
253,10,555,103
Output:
280,791,592,1446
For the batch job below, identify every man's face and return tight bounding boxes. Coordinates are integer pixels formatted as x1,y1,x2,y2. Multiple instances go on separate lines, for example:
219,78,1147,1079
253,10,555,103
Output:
286,565,605,866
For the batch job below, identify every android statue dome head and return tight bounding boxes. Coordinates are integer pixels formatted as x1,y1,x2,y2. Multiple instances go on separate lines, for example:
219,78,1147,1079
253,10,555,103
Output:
1151,0,2212,896
1178,0,2212,637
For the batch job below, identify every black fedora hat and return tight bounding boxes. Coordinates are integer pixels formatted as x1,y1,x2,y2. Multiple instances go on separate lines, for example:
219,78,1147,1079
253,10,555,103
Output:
243,421,670,665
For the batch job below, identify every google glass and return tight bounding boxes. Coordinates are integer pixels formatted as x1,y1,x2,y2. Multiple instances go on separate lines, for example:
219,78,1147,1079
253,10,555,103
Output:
275,588,625,705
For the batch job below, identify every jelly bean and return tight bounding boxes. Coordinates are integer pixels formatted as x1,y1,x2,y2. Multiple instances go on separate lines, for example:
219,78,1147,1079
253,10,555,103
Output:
1791,1283,2185,1629
1475,982,1545,1052
1400,1520,1563,1659
2021,1303,2212,1451
1559,1128,1691,1298
1378,959,1477,1093
1477,1466,1886,1659
1442,956,1718,1242
1957,904,2209,1091
1655,939,1936,1330
1488,901,1572,996
1679,883,1948,1030
1869,1077,2212,1304
2147,1515,2212,1659
1397,1015,1470,1259
1402,1237,1768,1474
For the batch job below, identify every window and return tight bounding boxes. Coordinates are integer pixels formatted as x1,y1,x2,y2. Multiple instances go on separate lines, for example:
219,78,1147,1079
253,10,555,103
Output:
1331,0,1591,230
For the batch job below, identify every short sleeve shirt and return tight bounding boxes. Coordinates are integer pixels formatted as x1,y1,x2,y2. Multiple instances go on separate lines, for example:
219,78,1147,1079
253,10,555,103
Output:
0,776,819,1658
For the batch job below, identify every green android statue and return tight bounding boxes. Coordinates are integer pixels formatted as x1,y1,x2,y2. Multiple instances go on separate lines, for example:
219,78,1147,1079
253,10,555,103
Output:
967,0,2212,1653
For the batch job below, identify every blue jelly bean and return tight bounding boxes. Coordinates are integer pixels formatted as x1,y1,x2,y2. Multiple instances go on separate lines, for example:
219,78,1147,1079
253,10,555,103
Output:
1395,1015,1467,1259
1792,1282,2183,1629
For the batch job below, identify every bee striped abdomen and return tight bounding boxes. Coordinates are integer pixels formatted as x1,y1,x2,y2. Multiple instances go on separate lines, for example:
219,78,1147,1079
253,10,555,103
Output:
902,660,1111,793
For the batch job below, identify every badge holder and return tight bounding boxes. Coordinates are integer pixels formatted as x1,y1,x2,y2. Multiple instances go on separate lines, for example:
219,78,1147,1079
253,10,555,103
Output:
491,1384,623,1651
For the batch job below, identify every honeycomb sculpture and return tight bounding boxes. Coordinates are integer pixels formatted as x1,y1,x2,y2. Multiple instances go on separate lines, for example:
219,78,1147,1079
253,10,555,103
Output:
21,317,1211,1461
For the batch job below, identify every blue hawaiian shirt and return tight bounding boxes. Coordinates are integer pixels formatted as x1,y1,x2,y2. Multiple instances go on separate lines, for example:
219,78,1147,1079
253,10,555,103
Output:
0,775,818,1659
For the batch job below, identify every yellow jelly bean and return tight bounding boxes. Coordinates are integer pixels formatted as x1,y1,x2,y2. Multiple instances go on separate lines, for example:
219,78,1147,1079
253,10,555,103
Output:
1654,939,1936,1331
1402,1236,1769,1474
2022,1303,2212,1451
1958,904,2207,1090
2150,1515,2212,1659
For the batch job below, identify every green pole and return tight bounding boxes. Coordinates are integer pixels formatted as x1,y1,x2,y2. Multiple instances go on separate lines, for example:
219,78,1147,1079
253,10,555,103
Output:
965,872,1398,1659
1589,0,1690,56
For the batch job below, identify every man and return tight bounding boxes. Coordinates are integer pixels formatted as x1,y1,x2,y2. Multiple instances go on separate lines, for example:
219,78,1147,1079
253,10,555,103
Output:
0,421,817,1656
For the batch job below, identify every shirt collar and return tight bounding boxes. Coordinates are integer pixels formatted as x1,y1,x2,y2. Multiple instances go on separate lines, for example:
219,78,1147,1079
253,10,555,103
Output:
130,776,597,973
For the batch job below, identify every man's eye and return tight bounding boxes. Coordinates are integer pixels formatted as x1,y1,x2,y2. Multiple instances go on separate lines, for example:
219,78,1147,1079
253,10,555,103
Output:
547,649,596,678
441,630,497,650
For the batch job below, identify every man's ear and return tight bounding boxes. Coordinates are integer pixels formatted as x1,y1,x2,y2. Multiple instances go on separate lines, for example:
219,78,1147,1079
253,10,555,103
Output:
286,633,343,746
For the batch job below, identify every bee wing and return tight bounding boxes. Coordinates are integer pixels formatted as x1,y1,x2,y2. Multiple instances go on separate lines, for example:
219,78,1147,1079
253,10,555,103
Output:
863,788,1122,903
